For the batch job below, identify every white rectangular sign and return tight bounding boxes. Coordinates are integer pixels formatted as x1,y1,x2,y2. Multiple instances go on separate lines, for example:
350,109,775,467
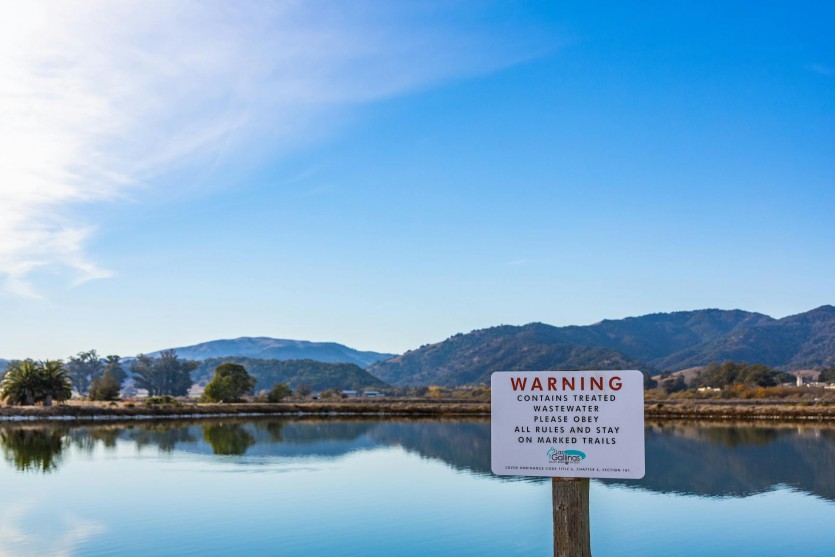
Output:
491,370,645,479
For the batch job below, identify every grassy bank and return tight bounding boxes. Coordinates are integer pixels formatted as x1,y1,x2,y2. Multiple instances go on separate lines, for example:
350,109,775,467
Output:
0,398,833,422
645,399,835,421
0,398,491,420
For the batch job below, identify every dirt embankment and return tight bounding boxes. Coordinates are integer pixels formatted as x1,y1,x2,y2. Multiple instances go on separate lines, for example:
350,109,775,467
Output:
645,399,835,421
0,399,491,421
0,398,832,422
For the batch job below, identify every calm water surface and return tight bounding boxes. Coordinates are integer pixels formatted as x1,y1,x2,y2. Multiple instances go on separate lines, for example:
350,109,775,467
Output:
0,418,833,556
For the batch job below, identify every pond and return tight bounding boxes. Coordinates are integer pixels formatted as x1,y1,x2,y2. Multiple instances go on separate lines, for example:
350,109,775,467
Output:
0,418,833,556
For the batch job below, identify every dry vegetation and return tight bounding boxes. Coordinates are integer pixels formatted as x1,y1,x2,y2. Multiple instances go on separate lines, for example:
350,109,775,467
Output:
648,385,835,402
0,393,833,422
0,398,491,420
645,399,835,421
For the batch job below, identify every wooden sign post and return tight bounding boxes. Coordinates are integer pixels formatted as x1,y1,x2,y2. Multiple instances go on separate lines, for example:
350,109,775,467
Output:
491,370,645,557
552,478,590,557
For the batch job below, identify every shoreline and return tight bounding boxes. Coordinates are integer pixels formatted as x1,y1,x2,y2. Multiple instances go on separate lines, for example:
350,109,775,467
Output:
0,398,833,423
644,400,835,422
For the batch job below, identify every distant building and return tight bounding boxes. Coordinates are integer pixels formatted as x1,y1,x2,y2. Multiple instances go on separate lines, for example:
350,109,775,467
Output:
341,390,359,398
363,391,384,398
797,375,804,387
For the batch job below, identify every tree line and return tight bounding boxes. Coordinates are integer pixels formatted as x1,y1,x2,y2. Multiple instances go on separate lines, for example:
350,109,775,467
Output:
652,361,807,394
0,349,199,405
0,351,299,406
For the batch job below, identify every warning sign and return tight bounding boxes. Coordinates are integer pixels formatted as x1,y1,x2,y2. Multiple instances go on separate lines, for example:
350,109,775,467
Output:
491,370,645,479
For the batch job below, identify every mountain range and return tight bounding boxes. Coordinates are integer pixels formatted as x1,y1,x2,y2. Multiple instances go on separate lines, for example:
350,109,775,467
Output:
3,306,834,388
368,306,835,386
151,337,394,368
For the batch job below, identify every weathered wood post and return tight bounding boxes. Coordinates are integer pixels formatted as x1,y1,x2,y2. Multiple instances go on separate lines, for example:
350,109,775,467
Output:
552,477,591,557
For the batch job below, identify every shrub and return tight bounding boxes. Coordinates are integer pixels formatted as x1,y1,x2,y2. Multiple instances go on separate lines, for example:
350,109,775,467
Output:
88,371,122,401
267,383,292,403
146,395,179,405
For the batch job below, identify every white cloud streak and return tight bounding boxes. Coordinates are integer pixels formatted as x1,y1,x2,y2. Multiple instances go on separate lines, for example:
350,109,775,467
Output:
0,499,106,557
808,63,833,76
0,0,539,297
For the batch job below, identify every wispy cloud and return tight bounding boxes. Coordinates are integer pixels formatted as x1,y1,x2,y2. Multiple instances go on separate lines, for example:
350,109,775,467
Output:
807,63,833,76
0,1,543,297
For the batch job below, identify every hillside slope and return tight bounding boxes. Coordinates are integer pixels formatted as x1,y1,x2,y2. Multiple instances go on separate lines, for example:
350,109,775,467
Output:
370,306,835,385
369,323,645,386
194,357,388,391
152,337,393,368
654,306,835,370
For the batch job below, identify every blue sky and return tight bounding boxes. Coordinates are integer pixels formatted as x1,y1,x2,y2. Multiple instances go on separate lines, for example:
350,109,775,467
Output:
1,1,833,359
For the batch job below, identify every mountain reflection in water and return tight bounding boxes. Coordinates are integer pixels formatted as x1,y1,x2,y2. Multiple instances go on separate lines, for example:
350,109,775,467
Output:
1,418,833,501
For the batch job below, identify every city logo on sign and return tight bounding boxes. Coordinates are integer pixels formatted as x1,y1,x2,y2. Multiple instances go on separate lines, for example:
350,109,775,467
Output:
546,448,586,464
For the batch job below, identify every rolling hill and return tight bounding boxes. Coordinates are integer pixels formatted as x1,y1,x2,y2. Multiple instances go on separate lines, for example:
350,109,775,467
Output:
654,305,835,370
4,306,832,387
193,357,388,392
549,309,773,363
369,306,835,386
150,337,393,368
369,323,646,386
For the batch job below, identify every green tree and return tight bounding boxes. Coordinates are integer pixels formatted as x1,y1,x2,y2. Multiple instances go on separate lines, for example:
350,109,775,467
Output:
131,350,197,397
695,361,783,389
295,383,313,398
66,350,103,394
267,383,292,402
745,367,777,387
661,375,687,393
103,355,127,386
819,367,835,383
88,371,122,401
202,363,256,403
2,360,41,405
0,360,72,406
773,371,796,384
319,388,342,399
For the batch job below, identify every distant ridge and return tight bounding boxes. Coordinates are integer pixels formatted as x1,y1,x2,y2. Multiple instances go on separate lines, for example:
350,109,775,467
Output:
5,306,833,386
653,305,835,370
369,306,835,386
149,337,394,369
192,357,388,391
369,323,646,387
527,308,773,364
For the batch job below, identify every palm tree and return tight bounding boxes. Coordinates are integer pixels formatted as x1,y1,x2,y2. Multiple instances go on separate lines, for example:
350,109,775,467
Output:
1,360,39,405
38,360,72,406
0,359,72,406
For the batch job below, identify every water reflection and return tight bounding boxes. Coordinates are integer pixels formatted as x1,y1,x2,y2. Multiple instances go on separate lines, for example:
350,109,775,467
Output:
203,423,256,455
0,427,67,473
122,423,198,452
605,422,835,501
1,419,833,502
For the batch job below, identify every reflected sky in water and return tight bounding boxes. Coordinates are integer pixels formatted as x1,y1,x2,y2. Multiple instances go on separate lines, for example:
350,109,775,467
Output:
0,418,833,556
